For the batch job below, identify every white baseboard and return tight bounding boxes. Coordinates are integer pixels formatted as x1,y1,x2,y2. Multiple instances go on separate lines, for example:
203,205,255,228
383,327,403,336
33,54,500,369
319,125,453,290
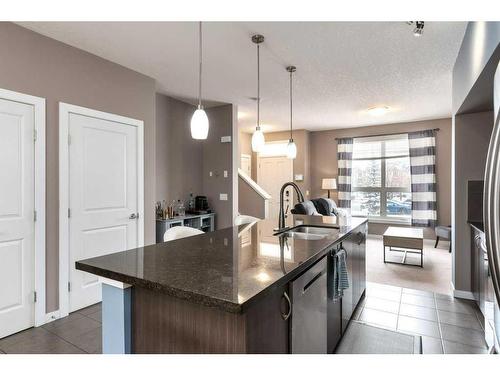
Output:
450,281,475,300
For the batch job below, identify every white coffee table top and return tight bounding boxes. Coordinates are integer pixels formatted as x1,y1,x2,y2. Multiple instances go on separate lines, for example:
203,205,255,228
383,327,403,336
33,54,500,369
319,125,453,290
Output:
383,226,423,239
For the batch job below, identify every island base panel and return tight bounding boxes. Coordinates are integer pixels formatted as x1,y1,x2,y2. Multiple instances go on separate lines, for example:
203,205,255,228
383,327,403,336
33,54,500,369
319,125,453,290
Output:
132,284,289,354
102,283,132,354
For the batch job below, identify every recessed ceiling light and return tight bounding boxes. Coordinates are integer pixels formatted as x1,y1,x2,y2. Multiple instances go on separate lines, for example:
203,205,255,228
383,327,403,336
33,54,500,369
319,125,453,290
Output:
367,106,390,116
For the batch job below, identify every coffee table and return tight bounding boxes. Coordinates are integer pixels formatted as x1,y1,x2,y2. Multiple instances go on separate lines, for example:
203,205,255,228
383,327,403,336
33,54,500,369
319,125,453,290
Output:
383,227,424,267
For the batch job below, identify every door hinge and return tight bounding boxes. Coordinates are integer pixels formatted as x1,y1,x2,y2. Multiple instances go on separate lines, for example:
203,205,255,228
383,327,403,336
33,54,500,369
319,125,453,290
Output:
33,129,37,142
68,282,71,292
33,291,37,303
68,134,71,145
34,210,37,222
68,208,71,218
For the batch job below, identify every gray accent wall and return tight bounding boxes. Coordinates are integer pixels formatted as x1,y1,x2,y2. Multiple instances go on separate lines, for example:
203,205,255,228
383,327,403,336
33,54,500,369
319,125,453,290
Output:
203,105,238,229
155,94,203,203
0,22,156,313
453,22,500,114
451,22,499,295
452,111,493,292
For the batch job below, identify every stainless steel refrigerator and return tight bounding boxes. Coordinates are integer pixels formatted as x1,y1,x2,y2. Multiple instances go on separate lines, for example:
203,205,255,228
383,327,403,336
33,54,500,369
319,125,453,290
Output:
483,59,500,353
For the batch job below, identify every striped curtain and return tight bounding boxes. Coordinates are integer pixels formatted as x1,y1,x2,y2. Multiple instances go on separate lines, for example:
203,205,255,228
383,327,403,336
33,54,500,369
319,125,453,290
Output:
337,138,353,210
408,130,437,227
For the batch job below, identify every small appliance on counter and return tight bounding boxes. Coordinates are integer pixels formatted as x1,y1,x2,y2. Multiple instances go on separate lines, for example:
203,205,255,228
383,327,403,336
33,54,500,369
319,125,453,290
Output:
187,195,211,214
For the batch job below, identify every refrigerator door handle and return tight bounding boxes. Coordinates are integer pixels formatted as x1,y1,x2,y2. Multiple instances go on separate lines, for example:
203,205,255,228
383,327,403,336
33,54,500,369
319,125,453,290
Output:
484,97,500,306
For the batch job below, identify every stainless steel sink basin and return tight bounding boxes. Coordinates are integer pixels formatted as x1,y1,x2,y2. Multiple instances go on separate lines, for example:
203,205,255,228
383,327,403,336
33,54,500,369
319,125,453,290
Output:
283,226,339,240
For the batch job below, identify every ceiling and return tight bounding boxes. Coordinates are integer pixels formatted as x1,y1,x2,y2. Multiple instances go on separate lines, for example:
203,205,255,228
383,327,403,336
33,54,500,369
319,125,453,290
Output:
18,22,467,133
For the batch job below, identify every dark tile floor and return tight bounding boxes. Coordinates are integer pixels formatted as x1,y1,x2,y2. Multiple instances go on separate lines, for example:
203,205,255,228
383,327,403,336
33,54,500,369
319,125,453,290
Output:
354,282,489,354
0,282,489,354
0,303,102,354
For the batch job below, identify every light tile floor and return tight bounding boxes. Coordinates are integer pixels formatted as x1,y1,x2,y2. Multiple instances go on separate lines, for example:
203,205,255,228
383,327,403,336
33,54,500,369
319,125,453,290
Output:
0,282,488,354
366,235,452,295
354,282,489,354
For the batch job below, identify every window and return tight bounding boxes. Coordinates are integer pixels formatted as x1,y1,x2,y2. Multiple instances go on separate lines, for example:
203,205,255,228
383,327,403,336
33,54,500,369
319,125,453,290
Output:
351,134,411,222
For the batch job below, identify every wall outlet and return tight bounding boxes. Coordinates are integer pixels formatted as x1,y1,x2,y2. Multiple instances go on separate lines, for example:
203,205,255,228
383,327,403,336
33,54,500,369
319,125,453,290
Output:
224,170,228,178
221,136,232,143
220,193,228,201
209,171,213,177
295,174,304,181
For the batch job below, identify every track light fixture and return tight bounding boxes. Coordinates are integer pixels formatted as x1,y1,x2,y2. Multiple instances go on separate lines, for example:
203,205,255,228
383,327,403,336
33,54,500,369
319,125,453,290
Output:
408,21,425,37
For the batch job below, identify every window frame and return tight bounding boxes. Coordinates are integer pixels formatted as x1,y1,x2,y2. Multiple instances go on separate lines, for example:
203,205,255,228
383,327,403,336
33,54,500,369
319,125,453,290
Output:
351,135,411,223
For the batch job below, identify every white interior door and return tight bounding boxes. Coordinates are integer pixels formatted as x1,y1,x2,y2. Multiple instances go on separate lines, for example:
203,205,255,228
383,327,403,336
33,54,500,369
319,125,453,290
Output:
258,156,293,220
241,154,252,177
0,98,35,338
68,112,140,312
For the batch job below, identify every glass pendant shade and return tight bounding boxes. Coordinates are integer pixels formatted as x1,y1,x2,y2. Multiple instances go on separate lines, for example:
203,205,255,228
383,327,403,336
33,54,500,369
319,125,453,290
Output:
286,139,297,159
190,107,209,140
251,128,265,152
191,22,209,140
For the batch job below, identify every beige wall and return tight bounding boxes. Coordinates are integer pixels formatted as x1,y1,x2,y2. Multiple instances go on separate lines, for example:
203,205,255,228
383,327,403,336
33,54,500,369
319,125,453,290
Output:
310,118,453,238
0,23,157,313
452,111,493,292
155,94,203,203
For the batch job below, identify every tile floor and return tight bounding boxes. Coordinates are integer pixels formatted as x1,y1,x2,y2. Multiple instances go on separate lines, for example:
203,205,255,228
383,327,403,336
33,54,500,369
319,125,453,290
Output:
0,303,102,354
366,235,452,295
0,282,488,354
354,282,489,354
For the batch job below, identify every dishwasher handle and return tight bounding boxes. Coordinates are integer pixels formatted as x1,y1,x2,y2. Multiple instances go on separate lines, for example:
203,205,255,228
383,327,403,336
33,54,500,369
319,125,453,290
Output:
281,291,291,320
303,271,326,293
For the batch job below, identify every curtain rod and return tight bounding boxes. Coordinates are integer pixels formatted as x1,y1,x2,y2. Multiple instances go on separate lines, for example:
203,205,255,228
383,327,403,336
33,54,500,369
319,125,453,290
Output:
335,128,440,141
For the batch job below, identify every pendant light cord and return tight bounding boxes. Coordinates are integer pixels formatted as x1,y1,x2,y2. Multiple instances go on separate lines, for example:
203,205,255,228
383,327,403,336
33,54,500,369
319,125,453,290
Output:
289,69,293,141
198,21,202,109
257,43,260,131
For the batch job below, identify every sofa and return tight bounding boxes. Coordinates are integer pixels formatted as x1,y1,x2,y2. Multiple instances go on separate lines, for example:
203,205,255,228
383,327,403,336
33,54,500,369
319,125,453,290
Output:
291,198,339,216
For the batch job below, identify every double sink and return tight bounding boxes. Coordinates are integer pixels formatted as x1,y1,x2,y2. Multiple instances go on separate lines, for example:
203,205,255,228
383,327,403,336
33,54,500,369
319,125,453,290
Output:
279,225,339,241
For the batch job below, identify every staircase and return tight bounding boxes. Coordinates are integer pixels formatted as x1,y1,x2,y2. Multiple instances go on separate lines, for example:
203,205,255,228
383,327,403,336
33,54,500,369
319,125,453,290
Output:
238,168,271,219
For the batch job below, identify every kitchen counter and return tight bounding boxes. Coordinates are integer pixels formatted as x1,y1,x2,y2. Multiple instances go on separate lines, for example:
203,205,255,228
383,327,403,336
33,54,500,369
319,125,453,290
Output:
76,214,367,353
76,215,367,313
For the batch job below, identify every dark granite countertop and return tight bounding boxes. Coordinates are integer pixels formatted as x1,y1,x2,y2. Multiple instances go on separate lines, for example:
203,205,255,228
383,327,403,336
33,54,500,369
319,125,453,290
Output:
76,215,367,313
468,221,484,233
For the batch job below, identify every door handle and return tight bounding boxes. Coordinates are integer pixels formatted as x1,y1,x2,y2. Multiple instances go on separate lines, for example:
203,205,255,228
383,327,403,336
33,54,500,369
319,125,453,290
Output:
281,291,291,320
129,213,139,219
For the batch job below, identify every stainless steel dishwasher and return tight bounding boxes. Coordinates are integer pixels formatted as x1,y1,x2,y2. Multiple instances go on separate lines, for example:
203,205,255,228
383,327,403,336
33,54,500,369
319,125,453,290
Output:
290,256,328,353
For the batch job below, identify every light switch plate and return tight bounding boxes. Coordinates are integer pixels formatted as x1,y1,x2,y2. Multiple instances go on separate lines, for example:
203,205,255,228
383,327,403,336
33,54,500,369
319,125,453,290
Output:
209,171,213,177
294,174,304,181
220,193,228,201
221,136,232,143
224,170,228,178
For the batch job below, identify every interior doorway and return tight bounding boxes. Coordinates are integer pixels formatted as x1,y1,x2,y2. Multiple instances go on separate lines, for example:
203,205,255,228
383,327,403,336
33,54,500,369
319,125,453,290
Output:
241,153,252,177
59,103,144,316
257,143,294,220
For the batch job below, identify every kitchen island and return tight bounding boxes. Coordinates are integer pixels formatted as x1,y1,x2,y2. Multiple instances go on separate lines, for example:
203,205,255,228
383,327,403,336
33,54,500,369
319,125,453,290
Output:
76,215,367,354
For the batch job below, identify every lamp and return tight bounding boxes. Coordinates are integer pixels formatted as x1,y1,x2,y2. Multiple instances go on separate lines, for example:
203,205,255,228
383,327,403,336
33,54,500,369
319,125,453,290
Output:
190,21,209,140
286,65,297,159
251,34,265,152
322,178,337,199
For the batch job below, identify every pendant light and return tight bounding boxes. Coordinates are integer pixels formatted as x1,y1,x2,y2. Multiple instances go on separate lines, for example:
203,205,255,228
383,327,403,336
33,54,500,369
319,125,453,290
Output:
190,21,209,140
286,65,297,159
251,34,265,152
